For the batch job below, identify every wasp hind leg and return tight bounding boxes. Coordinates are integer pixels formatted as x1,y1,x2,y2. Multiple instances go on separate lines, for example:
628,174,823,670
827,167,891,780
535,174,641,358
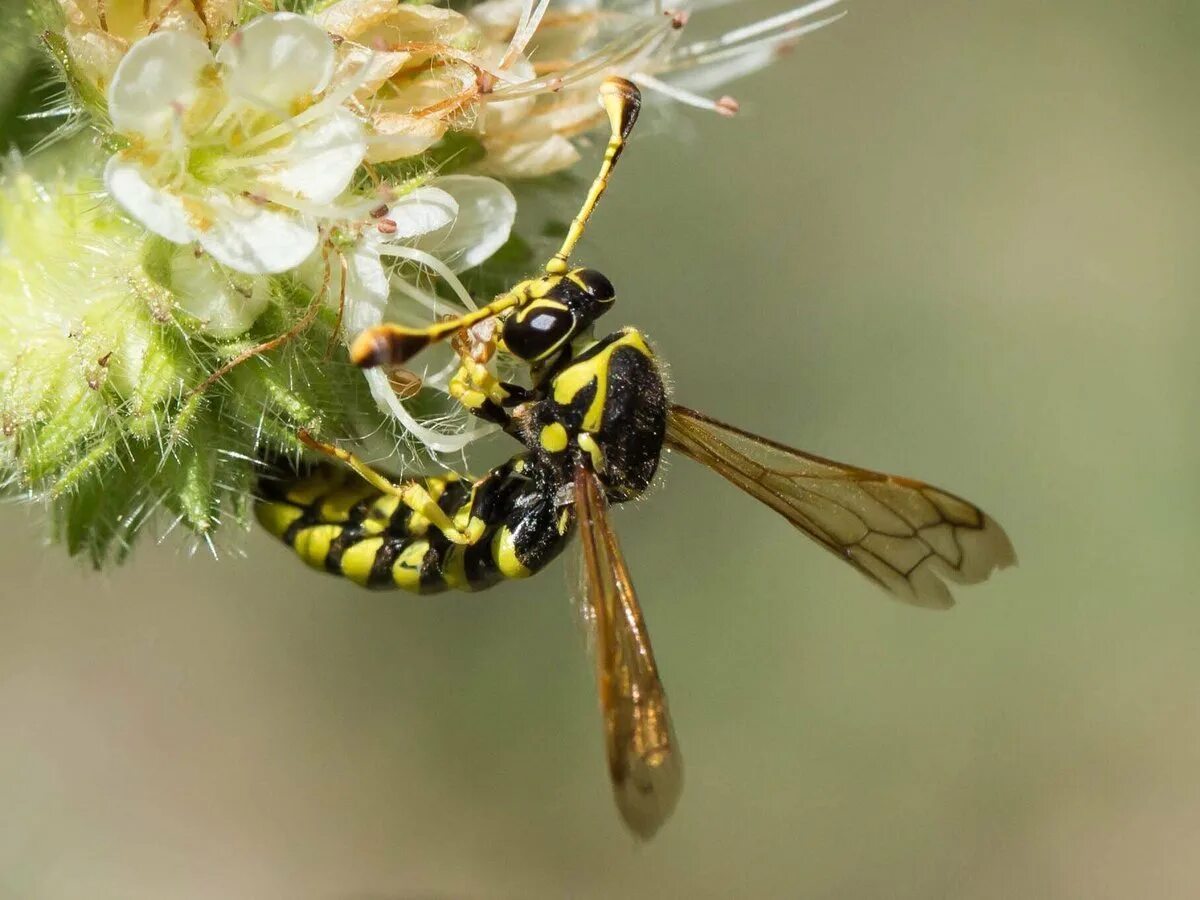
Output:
297,431,485,546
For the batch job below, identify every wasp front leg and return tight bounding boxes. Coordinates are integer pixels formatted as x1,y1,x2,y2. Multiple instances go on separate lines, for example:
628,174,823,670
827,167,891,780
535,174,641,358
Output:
297,431,484,546
447,321,515,426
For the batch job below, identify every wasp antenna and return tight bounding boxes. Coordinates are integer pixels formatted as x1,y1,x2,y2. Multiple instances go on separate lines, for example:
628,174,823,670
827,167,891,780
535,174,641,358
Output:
546,77,642,275
350,325,438,368
351,290,527,368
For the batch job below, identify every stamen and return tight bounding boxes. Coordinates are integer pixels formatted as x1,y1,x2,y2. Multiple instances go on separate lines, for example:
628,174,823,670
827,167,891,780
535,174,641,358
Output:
673,0,842,60
377,244,478,310
365,368,493,454
235,56,374,154
633,72,738,115
664,13,846,75
490,19,672,101
501,0,552,70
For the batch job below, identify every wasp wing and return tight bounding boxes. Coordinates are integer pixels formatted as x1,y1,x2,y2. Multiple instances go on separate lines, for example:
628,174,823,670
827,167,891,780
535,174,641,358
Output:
664,405,1016,609
573,464,682,839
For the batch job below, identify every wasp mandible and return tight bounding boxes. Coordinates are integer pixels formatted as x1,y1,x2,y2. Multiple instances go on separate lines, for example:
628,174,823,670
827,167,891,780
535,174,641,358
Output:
256,77,1016,839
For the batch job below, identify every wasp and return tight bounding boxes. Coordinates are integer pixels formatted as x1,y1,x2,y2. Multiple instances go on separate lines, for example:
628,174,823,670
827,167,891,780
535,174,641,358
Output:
255,77,1016,839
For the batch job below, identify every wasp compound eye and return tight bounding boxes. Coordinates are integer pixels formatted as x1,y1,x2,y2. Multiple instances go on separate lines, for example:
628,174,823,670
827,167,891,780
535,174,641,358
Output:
573,268,615,303
502,301,578,361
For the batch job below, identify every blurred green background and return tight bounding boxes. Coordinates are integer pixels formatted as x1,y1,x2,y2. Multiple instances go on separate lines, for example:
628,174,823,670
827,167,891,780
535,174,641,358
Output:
2,1,1199,897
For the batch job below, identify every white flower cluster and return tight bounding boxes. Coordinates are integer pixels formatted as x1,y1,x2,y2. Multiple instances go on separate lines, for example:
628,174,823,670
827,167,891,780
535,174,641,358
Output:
81,0,842,455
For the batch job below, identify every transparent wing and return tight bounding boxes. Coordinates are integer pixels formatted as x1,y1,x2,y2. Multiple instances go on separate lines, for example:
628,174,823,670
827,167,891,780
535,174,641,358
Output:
573,464,682,839
665,405,1016,609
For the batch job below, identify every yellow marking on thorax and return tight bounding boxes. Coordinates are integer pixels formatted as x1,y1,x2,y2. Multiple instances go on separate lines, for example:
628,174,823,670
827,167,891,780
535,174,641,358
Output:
493,527,531,578
540,422,569,453
293,524,342,571
339,537,384,586
577,433,605,471
255,502,303,538
392,539,429,590
551,331,653,432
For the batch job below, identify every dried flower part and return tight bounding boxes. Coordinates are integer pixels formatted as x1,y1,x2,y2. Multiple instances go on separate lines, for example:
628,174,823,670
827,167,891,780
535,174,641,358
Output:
463,0,845,176
57,0,236,94
316,0,484,163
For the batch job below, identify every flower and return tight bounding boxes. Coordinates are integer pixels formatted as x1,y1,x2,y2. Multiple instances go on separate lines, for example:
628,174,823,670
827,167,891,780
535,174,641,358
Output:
57,0,236,95
315,0,486,163
103,13,368,275
469,0,846,177
338,174,517,454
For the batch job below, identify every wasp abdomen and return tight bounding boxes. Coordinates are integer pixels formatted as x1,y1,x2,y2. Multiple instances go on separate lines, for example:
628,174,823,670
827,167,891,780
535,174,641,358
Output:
256,458,573,593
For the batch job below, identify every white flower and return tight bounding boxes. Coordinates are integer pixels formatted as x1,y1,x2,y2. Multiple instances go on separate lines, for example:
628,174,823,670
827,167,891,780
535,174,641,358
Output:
469,0,846,177
103,13,368,275
57,0,237,95
340,175,517,454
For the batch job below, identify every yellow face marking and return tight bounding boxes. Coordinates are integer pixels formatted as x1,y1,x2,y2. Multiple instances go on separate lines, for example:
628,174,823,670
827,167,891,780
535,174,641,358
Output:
527,275,560,299
552,331,653,433
339,537,384,586
514,298,569,324
540,422,569,453
255,502,303,538
392,539,430,590
493,527,531,578
292,524,342,571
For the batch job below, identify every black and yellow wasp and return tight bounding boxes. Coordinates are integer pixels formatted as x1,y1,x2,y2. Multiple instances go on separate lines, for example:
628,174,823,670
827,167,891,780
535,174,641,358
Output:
256,77,1015,838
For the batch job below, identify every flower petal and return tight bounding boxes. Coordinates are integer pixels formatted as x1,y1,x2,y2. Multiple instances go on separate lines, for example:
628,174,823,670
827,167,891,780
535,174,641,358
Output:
314,0,398,39
257,108,366,203
365,114,447,163
107,30,214,138
195,192,319,275
386,187,459,240
104,154,196,244
342,236,390,335
479,135,581,178
168,249,271,337
413,176,515,272
216,12,335,110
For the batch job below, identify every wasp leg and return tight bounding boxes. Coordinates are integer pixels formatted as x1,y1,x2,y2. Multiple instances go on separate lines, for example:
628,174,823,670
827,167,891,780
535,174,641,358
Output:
297,431,482,546
446,326,513,425
349,77,642,369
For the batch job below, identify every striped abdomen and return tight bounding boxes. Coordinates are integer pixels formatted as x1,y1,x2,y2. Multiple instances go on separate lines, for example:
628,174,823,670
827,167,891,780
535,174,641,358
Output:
255,456,573,592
